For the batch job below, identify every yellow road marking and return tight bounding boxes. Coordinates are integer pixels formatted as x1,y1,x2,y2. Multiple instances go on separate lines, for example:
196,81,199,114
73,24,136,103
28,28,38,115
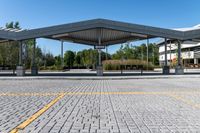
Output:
10,93,65,133
168,94,200,109
7,91,200,133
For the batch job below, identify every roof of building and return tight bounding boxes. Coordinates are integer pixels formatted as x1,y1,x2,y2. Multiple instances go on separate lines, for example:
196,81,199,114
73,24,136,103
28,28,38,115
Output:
157,24,200,46
1,19,200,46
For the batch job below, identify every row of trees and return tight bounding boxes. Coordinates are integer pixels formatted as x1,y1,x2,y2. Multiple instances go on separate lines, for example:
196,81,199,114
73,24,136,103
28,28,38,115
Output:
54,49,110,69
0,22,60,69
0,22,159,70
60,43,159,69
112,43,159,65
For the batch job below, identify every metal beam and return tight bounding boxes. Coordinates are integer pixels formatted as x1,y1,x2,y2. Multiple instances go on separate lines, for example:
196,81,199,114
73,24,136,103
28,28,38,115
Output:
58,36,98,46
32,39,36,67
61,40,64,67
98,29,102,66
177,41,181,66
4,19,200,45
19,41,23,66
106,46,108,60
164,38,167,66
146,38,149,70
16,19,184,41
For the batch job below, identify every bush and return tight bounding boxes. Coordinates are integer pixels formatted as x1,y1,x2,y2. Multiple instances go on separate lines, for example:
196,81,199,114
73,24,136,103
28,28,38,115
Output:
103,59,154,70
39,65,62,71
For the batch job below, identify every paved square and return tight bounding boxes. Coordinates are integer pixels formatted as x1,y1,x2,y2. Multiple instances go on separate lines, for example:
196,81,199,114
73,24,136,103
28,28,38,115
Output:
0,78,200,132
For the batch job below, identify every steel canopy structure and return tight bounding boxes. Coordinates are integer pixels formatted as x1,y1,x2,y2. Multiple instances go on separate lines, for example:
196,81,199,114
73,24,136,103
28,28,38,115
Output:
1,19,200,45
0,18,200,76
0,19,187,44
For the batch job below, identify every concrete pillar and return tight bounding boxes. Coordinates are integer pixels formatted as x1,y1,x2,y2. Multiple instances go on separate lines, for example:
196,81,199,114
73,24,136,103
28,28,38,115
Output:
163,38,170,74
16,41,25,76
31,39,38,75
61,40,64,67
175,41,184,74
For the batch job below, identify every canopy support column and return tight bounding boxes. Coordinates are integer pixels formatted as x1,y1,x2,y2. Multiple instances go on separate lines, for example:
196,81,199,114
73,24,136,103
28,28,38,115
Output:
96,29,103,76
146,38,149,71
175,40,184,74
163,38,170,74
98,49,102,66
31,39,38,75
61,40,64,68
16,41,25,76
106,46,108,60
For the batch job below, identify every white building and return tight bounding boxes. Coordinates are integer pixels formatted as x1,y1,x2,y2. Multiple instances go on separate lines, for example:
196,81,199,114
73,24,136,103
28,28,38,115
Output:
158,24,200,67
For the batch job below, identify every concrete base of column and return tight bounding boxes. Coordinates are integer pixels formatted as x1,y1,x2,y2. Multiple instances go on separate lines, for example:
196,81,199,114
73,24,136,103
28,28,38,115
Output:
96,66,103,76
175,65,184,75
16,66,25,76
31,66,38,75
162,66,170,74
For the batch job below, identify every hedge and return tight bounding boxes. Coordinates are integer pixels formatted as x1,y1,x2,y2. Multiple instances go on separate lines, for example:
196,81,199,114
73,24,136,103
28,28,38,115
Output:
103,59,154,70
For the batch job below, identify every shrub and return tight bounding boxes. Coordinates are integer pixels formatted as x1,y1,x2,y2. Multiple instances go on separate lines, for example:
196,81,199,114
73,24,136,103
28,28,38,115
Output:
39,65,62,71
103,59,154,70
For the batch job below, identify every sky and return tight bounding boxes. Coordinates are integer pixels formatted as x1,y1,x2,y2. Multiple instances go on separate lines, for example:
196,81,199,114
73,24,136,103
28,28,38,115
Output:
0,0,200,55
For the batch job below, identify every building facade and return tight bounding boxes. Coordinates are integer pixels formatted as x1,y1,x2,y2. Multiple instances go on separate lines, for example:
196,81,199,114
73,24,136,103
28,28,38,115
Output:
158,25,200,67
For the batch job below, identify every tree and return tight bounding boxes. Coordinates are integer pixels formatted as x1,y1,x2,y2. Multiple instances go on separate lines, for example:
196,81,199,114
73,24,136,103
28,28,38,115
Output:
0,22,21,67
55,55,61,67
112,45,125,60
64,50,75,68
75,53,81,67
111,43,159,66
35,46,43,67
44,52,55,66
0,21,40,69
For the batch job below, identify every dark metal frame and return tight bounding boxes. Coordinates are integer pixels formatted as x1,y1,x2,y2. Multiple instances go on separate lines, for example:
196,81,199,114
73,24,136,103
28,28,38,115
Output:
1,18,199,44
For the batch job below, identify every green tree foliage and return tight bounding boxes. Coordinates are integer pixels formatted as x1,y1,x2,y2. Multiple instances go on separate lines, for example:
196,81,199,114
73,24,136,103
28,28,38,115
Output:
112,43,159,65
55,55,61,67
45,52,55,66
64,50,75,68
0,22,20,67
35,46,43,66
0,21,55,70
75,52,81,67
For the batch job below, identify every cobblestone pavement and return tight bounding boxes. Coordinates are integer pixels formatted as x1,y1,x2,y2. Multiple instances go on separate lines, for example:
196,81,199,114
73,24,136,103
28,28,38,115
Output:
0,78,200,132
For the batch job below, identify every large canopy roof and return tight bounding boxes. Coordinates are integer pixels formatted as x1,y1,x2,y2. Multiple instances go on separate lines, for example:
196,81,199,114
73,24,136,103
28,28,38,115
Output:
1,19,200,46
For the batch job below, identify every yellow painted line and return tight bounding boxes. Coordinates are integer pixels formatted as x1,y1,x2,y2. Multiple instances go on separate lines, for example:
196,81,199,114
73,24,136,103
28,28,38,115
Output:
168,94,200,109
10,93,65,133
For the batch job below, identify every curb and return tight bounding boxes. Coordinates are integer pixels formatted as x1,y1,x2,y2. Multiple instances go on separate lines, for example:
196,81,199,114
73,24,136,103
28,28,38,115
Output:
0,75,199,80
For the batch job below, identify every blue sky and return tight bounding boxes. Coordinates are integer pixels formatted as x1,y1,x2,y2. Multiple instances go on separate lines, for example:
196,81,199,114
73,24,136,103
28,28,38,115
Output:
0,0,200,55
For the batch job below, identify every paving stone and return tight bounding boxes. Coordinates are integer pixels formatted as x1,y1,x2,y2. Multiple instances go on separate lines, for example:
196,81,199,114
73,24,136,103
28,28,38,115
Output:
0,78,199,132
